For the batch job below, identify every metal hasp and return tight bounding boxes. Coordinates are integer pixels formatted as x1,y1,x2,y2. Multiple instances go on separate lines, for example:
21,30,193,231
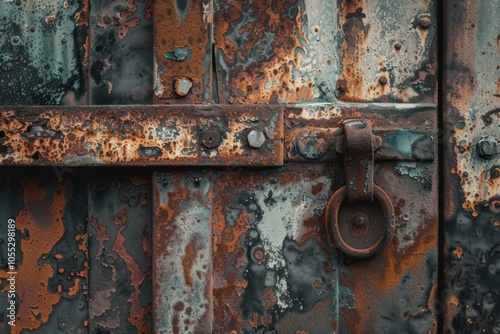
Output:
326,119,395,259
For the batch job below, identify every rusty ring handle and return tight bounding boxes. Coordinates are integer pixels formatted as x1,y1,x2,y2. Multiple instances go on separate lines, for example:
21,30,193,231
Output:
325,185,395,259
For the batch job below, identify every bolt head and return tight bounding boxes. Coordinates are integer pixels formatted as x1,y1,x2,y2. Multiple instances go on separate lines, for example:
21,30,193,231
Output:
202,130,221,148
247,130,266,148
174,77,192,97
351,212,369,228
477,137,498,159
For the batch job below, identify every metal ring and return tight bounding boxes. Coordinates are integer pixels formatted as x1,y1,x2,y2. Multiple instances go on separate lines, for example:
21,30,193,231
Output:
325,185,395,259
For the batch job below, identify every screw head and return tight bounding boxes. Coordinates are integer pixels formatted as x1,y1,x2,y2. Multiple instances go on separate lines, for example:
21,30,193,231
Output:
202,130,221,148
477,137,498,159
247,130,266,149
174,77,192,97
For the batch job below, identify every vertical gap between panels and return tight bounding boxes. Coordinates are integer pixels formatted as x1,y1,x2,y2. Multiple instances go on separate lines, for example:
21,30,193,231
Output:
436,0,445,333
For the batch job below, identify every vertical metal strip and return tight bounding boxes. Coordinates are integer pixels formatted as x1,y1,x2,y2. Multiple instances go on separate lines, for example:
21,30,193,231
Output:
0,178,89,333
443,1,500,332
88,178,153,333
88,0,153,104
153,0,213,104
153,171,213,334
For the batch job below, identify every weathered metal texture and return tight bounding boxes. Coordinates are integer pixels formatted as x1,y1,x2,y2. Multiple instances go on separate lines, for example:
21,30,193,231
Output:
88,178,152,333
0,0,89,105
280,103,438,332
89,0,153,104
0,105,284,166
443,1,500,332
153,171,213,334
337,0,437,103
0,178,88,333
339,159,438,333
212,164,341,333
213,0,339,104
153,0,213,103
284,103,437,162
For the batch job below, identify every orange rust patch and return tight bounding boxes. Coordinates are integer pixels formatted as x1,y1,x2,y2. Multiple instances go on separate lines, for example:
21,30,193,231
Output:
0,181,68,332
128,302,152,334
453,246,463,260
68,278,80,296
182,242,199,287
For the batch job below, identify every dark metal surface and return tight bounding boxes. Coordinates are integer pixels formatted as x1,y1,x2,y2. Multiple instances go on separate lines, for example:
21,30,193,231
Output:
443,1,500,333
0,105,284,166
89,0,153,104
88,178,152,333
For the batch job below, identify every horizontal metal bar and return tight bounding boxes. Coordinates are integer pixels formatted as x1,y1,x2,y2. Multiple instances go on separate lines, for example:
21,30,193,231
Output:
0,105,284,166
285,127,436,162
0,104,435,166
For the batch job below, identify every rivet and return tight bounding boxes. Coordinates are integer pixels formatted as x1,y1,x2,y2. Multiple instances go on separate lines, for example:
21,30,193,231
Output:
477,137,498,160
251,245,266,264
103,16,112,25
202,130,221,148
173,77,192,97
45,15,56,26
247,130,266,149
351,212,369,228
491,168,500,179
296,131,328,159
11,36,21,46
393,42,402,50
378,76,388,85
418,16,431,29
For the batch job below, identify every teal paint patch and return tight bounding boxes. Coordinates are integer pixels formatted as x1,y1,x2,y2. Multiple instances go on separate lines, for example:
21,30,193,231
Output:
164,46,192,61
175,0,190,24
388,130,426,157
0,0,87,105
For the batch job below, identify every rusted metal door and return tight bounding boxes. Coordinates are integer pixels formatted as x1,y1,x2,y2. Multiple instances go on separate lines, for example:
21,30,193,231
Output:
0,0,497,333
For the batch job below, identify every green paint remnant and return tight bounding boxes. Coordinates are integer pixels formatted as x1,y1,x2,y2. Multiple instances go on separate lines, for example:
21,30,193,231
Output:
388,130,425,157
164,46,191,61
